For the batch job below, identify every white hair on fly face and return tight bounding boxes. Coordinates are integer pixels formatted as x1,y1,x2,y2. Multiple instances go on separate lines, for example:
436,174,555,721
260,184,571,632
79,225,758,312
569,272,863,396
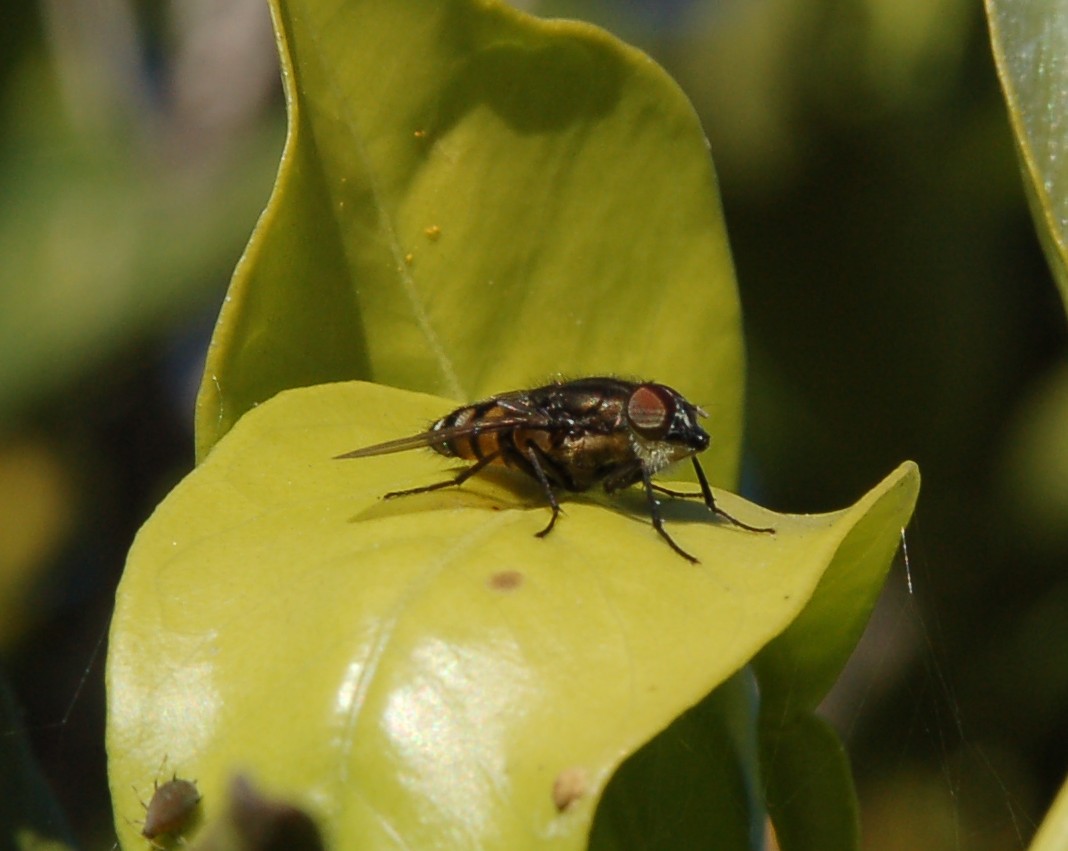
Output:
628,432,699,475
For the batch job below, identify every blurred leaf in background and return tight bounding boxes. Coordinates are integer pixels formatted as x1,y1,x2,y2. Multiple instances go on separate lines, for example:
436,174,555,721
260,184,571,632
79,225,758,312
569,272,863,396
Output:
0,678,75,851
0,439,73,647
987,0,1068,312
1,0,283,845
984,5,1068,837
0,0,282,424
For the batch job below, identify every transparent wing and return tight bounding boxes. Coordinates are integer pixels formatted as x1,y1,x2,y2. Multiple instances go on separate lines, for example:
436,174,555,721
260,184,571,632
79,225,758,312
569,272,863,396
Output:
334,417,545,460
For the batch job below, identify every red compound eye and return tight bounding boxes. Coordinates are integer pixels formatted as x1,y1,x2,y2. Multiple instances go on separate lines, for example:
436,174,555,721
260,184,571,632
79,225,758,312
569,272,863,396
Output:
627,384,674,439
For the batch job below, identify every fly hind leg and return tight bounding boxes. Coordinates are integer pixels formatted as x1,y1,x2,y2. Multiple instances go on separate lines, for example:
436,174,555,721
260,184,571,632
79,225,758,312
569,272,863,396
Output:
383,452,501,499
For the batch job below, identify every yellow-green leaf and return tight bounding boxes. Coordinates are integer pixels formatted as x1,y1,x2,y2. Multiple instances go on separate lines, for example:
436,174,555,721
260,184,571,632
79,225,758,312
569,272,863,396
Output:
1029,775,1068,851
195,0,746,489
109,381,919,850
760,714,858,851
751,441,918,851
590,669,764,850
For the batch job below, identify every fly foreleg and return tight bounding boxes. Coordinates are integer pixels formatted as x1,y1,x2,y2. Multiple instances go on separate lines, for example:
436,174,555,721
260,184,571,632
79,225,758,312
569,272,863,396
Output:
640,466,699,563
383,452,501,500
689,457,774,533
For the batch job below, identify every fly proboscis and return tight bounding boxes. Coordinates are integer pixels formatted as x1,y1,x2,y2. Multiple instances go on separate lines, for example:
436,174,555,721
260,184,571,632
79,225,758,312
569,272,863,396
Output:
336,377,774,563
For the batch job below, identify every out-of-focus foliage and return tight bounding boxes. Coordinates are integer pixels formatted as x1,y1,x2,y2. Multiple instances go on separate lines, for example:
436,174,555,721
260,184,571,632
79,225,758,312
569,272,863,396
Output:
188,773,325,851
0,439,73,648
986,0,1068,312
0,0,283,652
1001,361,1068,555
539,0,974,191
1,677,75,850
0,1,284,846
987,0,1068,840
0,60,281,427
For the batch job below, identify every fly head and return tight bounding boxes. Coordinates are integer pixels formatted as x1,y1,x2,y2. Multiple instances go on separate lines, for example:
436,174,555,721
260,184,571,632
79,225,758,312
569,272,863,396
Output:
624,383,710,473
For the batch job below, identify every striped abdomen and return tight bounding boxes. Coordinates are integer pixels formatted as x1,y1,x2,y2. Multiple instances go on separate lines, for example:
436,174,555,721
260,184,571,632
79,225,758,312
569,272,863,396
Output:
429,400,542,463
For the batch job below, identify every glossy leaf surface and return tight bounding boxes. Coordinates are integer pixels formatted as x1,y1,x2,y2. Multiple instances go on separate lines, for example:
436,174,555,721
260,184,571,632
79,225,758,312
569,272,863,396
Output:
110,381,919,850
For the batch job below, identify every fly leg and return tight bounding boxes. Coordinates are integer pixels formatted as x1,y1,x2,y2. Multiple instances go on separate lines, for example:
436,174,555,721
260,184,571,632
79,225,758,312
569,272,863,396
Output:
689,457,774,533
383,452,501,499
650,484,702,498
522,444,562,538
640,466,699,563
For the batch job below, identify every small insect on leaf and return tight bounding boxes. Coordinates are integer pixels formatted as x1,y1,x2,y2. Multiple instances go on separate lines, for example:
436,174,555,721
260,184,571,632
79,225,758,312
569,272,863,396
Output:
140,772,201,847
337,377,774,563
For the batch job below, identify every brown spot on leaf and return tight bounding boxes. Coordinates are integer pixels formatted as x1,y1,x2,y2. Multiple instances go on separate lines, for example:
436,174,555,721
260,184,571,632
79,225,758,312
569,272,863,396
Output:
552,766,588,812
488,570,524,591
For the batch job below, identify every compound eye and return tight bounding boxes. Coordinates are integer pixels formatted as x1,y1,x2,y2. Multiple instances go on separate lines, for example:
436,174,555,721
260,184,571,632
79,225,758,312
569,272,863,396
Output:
627,384,675,440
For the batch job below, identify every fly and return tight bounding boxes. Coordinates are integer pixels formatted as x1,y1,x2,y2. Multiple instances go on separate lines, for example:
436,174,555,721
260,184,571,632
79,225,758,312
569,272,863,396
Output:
335,377,774,563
